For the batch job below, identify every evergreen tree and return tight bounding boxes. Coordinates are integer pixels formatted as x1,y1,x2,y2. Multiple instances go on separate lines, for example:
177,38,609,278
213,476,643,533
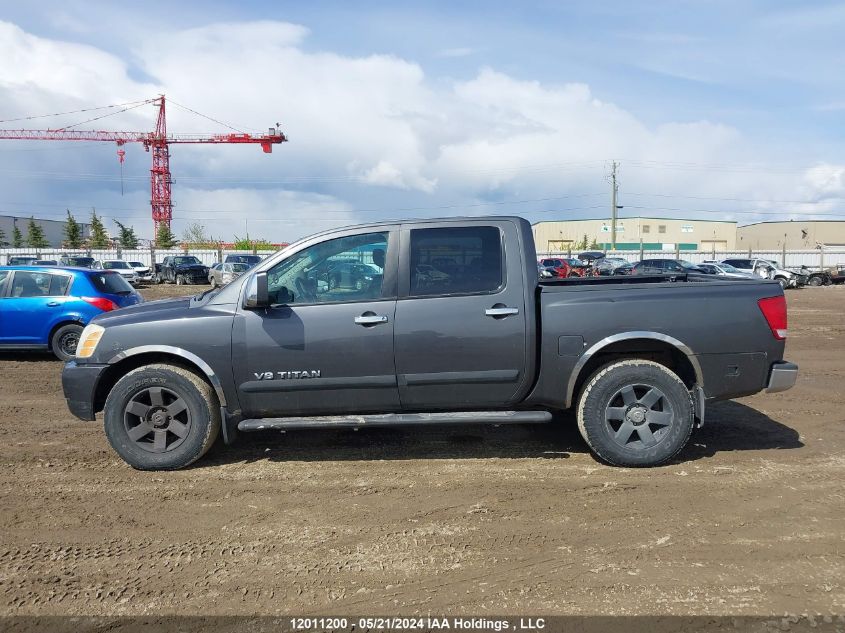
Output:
156,222,178,249
0,226,7,247
114,221,139,249
64,210,83,248
89,209,110,249
26,217,50,249
12,225,23,248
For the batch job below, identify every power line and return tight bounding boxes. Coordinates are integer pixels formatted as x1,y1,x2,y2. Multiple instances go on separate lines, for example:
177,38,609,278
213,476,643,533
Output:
0,99,153,124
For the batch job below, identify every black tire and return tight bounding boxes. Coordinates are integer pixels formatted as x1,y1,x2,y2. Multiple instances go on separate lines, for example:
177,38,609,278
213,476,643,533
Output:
210,277,217,289
807,275,822,287
103,364,221,471
50,323,83,361
776,277,788,290
176,274,184,286
577,359,694,467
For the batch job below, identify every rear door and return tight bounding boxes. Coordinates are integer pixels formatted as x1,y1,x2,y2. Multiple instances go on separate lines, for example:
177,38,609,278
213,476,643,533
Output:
393,220,528,409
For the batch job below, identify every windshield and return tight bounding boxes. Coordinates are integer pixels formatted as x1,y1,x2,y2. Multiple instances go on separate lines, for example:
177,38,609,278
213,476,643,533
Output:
230,263,249,273
227,255,261,264
678,260,700,269
65,257,95,267
719,263,741,273
173,256,201,265
103,261,130,269
87,272,134,295
129,261,144,267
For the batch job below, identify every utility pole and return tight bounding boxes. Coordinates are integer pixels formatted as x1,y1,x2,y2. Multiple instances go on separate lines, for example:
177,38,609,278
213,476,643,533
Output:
610,161,619,250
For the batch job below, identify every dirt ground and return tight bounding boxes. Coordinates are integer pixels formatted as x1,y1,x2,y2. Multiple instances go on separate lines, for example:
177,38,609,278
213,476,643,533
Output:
0,282,843,617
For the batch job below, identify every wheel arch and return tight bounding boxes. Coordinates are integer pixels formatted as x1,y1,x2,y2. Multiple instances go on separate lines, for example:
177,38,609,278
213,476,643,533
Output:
565,332,703,408
46,318,85,350
94,346,227,413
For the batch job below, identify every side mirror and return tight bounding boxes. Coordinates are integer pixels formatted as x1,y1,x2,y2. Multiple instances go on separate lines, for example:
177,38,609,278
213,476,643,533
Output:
243,272,270,309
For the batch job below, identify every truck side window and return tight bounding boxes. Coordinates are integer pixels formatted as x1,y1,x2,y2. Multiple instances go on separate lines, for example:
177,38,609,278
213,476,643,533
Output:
266,232,389,305
409,226,503,297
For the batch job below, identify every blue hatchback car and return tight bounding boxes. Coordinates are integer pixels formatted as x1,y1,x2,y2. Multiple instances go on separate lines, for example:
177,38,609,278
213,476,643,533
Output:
0,266,144,360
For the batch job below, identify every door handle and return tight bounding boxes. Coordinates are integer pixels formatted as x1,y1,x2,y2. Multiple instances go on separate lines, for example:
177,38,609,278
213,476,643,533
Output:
355,313,389,326
46,301,60,307
485,306,519,317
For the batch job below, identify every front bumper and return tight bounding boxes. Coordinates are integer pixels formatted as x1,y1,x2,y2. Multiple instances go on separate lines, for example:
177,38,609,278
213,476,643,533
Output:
766,361,798,393
62,360,109,421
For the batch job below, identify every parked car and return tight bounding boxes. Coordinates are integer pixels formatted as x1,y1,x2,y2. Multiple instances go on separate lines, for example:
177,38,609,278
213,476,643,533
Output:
0,266,143,360
327,261,382,290
613,262,634,275
127,261,154,283
223,254,263,267
829,265,845,285
698,261,754,279
63,216,796,471
595,257,630,276
32,259,59,266
59,255,96,269
631,259,706,275
6,255,38,266
721,258,802,289
94,260,139,286
156,256,210,285
538,257,580,278
209,262,250,288
803,269,832,287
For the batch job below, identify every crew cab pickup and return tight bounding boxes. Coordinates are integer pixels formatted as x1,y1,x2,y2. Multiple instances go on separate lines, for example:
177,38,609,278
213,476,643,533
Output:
62,217,797,470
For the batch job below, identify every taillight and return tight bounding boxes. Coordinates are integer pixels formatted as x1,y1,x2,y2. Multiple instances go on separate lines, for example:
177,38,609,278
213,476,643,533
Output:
82,296,118,312
758,295,787,340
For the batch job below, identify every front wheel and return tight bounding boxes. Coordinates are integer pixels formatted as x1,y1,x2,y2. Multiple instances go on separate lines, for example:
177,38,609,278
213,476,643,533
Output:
807,276,822,287
577,359,694,467
51,323,83,361
103,364,221,470
776,277,789,290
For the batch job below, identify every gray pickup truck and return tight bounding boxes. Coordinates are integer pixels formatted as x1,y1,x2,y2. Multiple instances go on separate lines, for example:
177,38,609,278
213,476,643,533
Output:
62,217,797,470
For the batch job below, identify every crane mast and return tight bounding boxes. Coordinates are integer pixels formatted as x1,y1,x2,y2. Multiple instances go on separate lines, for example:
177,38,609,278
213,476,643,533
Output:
0,96,287,233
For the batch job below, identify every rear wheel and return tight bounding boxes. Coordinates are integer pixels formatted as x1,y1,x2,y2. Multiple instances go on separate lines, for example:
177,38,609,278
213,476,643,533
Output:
577,359,694,467
176,274,185,285
807,275,822,287
103,364,221,470
51,323,83,361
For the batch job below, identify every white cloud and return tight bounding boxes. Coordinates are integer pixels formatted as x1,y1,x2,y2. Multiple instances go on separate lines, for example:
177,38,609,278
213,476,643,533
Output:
803,164,845,199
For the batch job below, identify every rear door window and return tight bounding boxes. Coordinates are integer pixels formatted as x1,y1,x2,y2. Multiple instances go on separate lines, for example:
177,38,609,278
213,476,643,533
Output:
409,226,503,297
8,271,69,297
87,272,134,295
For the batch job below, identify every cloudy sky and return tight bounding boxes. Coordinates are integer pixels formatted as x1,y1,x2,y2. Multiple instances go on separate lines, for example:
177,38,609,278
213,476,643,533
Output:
0,0,844,242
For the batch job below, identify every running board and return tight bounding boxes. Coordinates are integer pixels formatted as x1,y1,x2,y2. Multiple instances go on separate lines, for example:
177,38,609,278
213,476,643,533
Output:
237,410,552,432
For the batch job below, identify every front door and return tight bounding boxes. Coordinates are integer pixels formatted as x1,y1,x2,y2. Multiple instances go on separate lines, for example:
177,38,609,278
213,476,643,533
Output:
232,229,400,417
394,221,528,409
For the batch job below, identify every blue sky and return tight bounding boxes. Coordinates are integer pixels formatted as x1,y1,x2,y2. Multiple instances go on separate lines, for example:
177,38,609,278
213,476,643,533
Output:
0,0,843,241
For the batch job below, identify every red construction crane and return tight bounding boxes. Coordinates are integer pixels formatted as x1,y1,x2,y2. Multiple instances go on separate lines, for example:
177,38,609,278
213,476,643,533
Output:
0,95,287,233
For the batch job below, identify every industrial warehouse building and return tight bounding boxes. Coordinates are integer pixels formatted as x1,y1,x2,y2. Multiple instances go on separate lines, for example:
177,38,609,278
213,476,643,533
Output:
737,220,845,250
0,215,91,248
532,216,738,252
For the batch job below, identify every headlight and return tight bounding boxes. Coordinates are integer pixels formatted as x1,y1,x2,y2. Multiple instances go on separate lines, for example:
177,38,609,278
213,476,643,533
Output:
76,324,105,358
